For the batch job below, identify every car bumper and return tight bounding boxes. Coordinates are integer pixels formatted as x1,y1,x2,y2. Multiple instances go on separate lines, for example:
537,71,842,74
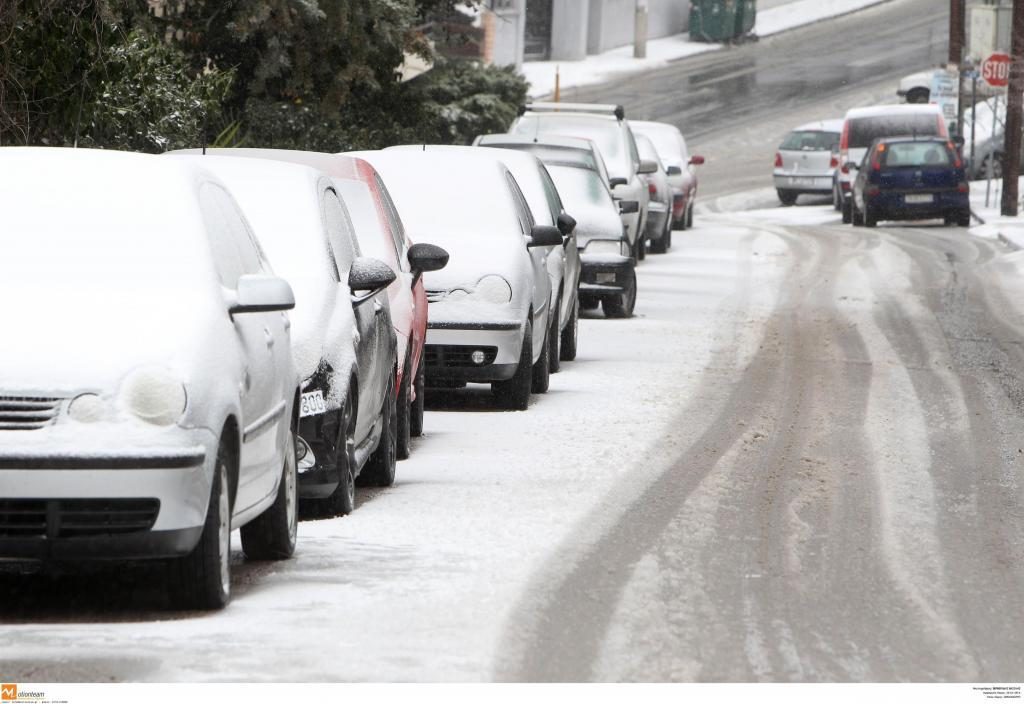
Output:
867,191,969,220
773,172,833,193
0,427,216,561
579,255,635,299
423,322,525,383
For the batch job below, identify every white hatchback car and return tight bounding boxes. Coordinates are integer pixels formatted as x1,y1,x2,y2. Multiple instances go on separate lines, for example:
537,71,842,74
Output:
0,148,300,610
353,149,561,411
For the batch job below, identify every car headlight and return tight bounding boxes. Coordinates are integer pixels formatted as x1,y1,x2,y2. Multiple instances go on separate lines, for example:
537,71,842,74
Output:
586,239,630,257
118,367,187,426
67,393,109,423
474,275,513,303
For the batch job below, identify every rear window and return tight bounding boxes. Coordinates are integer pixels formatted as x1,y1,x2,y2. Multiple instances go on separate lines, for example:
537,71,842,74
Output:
780,130,839,151
490,143,598,171
849,115,940,149
880,142,954,168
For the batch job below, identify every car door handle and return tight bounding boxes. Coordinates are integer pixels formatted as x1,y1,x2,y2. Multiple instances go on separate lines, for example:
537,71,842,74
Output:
281,313,291,332
264,327,274,348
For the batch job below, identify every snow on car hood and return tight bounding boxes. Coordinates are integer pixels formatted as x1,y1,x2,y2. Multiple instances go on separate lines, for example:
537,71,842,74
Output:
547,165,623,248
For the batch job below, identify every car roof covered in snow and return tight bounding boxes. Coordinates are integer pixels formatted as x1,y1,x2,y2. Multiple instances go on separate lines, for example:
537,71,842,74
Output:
844,104,943,120
793,119,845,133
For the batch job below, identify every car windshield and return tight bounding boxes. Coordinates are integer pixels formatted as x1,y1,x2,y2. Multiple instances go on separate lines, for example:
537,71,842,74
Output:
546,163,614,211
849,114,940,149
513,115,628,178
634,126,688,165
780,130,839,151
881,141,953,168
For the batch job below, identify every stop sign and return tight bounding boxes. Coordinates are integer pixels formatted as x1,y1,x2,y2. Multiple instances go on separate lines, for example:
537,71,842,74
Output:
982,53,1011,87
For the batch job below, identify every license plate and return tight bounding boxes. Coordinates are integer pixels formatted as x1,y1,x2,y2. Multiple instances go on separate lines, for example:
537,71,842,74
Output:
793,178,814,187
300,390,327,418
905,193,933,204
596,273,616,283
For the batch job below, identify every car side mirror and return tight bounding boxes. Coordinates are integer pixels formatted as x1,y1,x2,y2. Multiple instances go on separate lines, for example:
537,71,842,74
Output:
609,177,628,189
618,200,639,215
689,155,705,166
526,225,563,248
230,274,295,316
407,242,449,286
637,159,658,175
557,212,577,236
666,165,683,176
349,257,397,307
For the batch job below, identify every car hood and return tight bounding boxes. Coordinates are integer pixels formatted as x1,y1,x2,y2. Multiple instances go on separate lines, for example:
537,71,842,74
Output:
417,230,529,293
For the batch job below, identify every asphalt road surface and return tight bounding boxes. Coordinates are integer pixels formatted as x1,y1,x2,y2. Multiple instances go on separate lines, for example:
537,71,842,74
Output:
3,0,1023,683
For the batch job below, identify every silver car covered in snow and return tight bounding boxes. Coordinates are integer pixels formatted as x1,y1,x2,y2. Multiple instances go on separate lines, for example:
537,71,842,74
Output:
773,119,843,205
0,148,300,610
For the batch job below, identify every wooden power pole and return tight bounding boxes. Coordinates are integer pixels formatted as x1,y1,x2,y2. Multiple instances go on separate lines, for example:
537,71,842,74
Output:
1002,0,1024,216
950,0,965,66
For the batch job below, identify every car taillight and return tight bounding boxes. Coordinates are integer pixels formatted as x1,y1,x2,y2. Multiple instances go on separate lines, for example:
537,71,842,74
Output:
648,181,657,196
840,150,849,174
774,153,783,168
866,185,880,197
830,154,839,169
957,181,969,193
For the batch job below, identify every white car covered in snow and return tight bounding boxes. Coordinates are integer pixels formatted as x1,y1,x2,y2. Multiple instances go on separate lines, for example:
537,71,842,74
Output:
0,148,300,610
352,149,562,411
173,153,400,518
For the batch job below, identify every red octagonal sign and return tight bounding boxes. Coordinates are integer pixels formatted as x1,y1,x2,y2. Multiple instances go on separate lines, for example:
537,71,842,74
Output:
982,53,1011,88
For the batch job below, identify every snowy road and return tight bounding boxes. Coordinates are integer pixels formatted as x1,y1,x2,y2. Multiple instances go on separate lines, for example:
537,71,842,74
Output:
4,205,1024,682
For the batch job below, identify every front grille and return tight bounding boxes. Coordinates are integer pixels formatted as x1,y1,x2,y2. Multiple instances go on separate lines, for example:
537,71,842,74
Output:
425,345,499,369
0,499,160,539
0,396,63,430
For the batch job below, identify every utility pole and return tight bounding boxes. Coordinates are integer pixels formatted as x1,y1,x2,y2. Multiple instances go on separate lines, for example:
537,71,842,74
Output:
950,0,965,66
634,0,648,59
1002,0,1024,216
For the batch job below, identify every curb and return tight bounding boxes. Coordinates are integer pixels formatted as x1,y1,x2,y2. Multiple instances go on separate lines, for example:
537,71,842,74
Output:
998,233,1021,251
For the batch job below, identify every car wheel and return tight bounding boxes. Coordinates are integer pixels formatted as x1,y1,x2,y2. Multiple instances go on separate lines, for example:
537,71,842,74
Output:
842,198,853,224
548,295,561,374
777,189,798,206
492,319,532,411
531,315,551,393
309,395,357,517
395,360,412,460
957,210,971,227
560,296,578,362
409,357,425,438
832,182,842,211
167,439,232,610
240,428,298,560
358,372,397,487
602,270,636,318
635,234,646,261
686,202,694,229
852,202,865,227
579,295,599,311
649,232,667,254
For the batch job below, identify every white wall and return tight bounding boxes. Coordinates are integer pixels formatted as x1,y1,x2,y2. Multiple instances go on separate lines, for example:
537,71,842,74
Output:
586,0,689,55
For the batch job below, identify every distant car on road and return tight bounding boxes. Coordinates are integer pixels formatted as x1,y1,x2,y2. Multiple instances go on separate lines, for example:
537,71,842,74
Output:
628,120,703,230
772,119,842,206
851,136,970,228
896,70,933,104
0,148,301,610
635,133,673,254
837,104,948,223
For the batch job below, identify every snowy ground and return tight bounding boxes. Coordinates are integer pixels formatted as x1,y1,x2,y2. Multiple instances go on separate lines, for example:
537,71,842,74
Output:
521,0,894,98
968,175,1024,250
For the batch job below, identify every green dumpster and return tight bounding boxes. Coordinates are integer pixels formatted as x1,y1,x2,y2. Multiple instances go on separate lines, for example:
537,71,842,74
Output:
689,0,739,43
734,0,756,38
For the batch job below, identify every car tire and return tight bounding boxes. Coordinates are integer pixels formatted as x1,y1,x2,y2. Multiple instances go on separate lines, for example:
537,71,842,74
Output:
777,189,798,206
603,270,636,319
532,315,551,394
409,358,425,437
560,296,578,362
842,198,853,224
957,210,971,227
686,203,694,229
240,428,298,560
832,182,842,211
649,232,667,254
852,203,865,227
358,373,397,487
492,319,532,411
579,295,599,311
167,439,232,610
864,202,877,228
395,359,412,460
308,395,357,517
548,295,561,374
635,234,646,261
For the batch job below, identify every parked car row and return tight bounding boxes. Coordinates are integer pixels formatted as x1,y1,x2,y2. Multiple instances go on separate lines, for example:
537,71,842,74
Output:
0,103,701,610
773,102,969,228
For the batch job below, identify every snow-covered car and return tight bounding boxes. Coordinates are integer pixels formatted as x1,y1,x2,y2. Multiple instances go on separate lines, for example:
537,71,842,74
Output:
174,153,399,517
635,133,673,253
772,119,843,206
0,148,300,610
388,145,581,371
837,104,947,223
629,120,703,231
896,70,933,104
509,103,656,261
546,162,638,318
353,149,562,411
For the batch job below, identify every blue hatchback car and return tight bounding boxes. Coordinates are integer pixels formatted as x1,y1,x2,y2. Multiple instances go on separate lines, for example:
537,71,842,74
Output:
851,136,970,228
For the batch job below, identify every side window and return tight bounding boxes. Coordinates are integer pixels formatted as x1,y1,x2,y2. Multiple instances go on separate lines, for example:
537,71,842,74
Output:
322,188,358,279
505,172,534,234
538,164,564,221
626,127,640,168
200,183,264,289
375,175,409,271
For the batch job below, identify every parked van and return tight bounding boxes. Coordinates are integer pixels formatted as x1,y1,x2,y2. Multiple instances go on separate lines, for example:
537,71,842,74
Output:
836,104,947,223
